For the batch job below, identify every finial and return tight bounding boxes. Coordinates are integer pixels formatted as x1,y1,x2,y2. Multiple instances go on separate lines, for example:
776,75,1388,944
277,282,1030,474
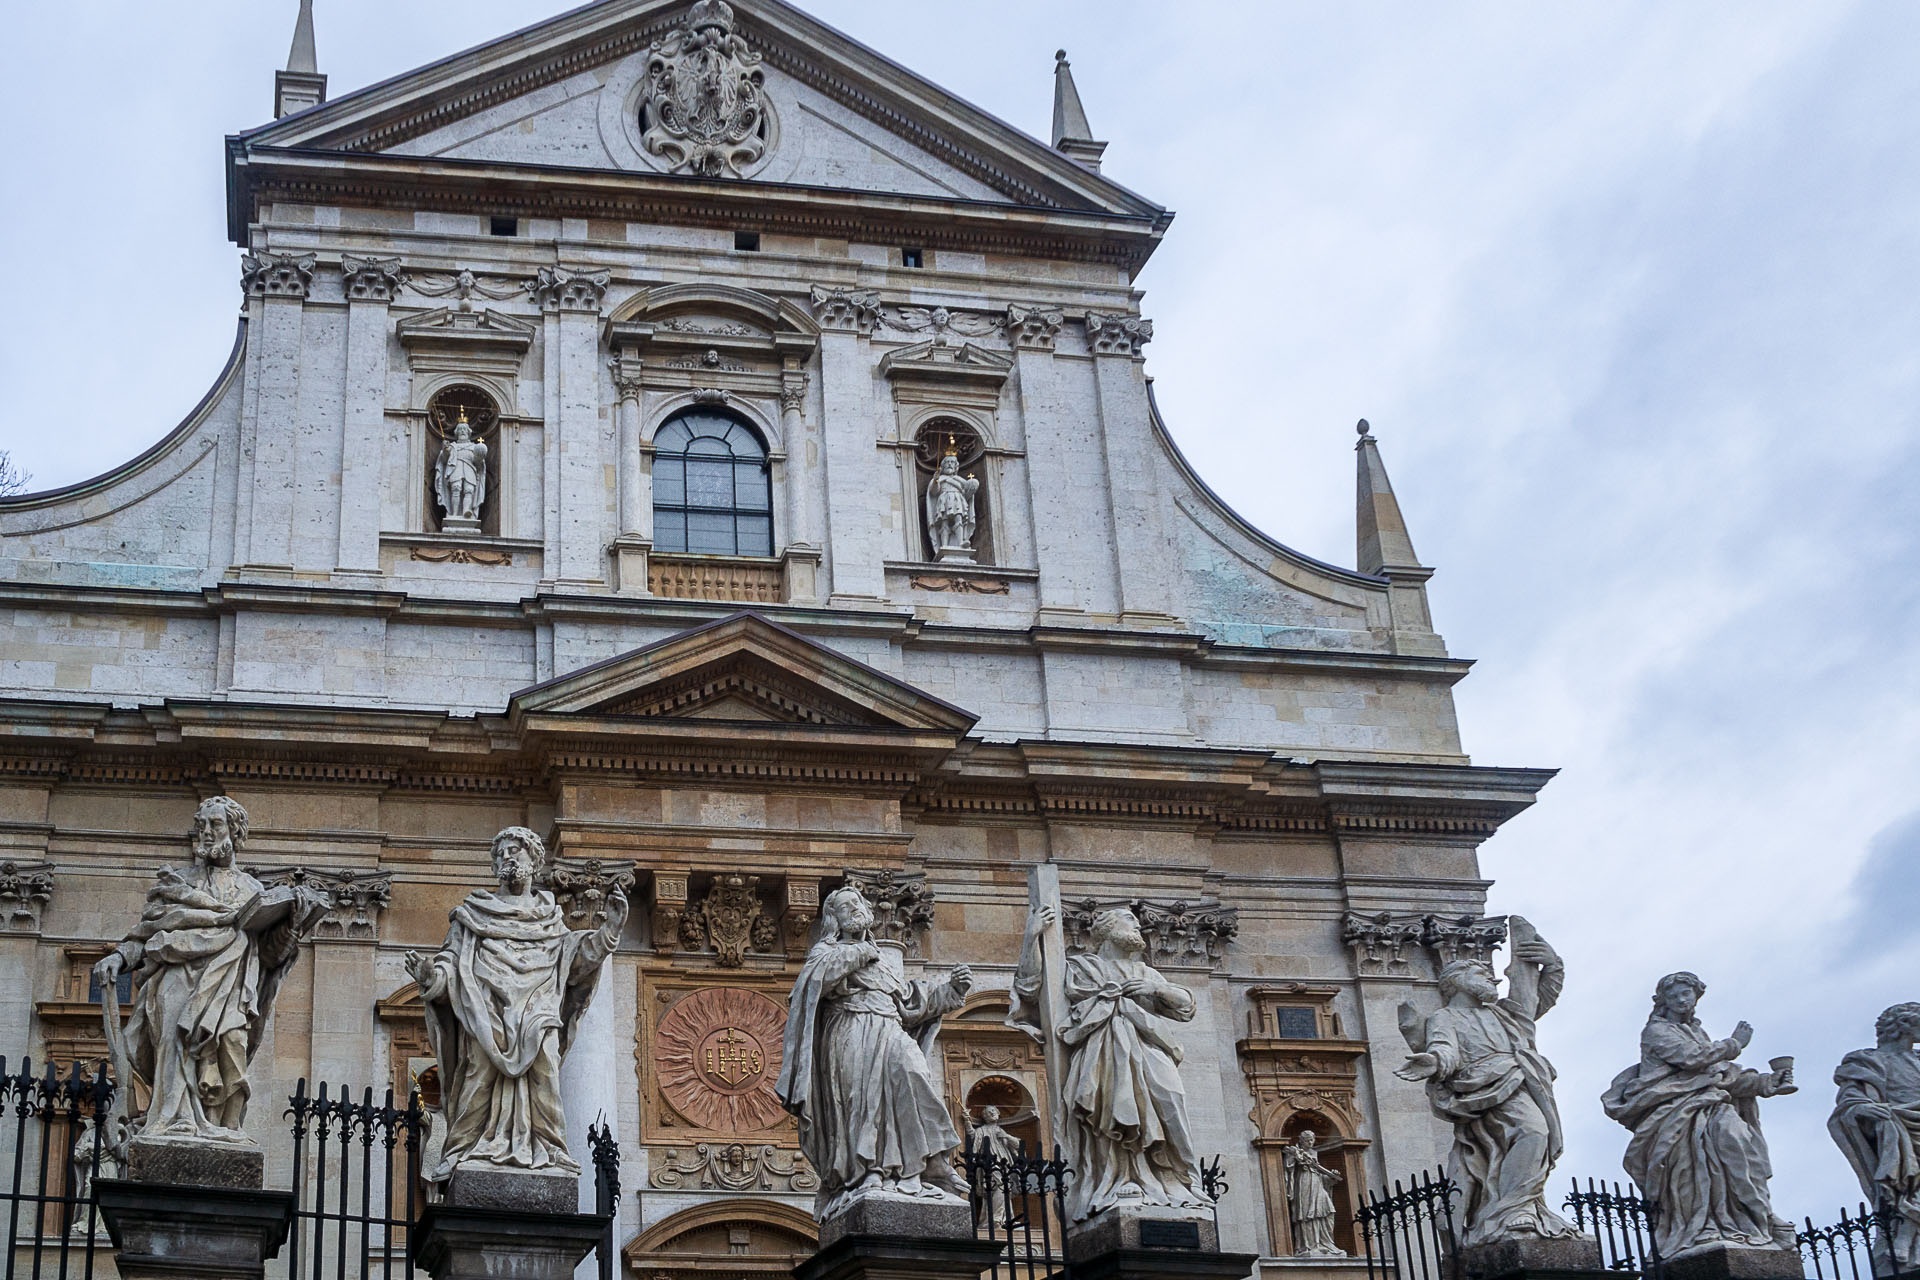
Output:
274,0,327,118
1056,49,1069,64
1051,46,1108,173
1354,418,1425,577
1356,418,1371,439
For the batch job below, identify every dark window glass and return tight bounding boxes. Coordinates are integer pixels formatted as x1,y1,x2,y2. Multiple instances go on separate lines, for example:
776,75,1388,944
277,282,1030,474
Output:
1274,1007,1319,1039
89,968,134,1005
902,247,924,268
735,231,761,252
650,408,772,556
490,216,518,237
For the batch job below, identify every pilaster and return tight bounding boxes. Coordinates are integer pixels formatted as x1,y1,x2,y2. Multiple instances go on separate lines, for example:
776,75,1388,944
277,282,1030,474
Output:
1012,306,1119,618
780,363,825,606
610,356,651,594
338,256,403,575
810,286,886,604
236,253,315,573
533,268,612,589
1086,312,1174,623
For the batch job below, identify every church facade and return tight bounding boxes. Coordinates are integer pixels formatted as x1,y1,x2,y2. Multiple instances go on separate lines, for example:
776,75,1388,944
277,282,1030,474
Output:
0,0,1550,1272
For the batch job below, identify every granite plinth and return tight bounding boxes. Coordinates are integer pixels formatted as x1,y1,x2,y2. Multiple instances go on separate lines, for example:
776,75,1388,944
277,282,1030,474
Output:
1066,1206,1255,1280
126,1134,265,1189
414,1204,607,1280
444,1165,580,1214
1662,1245,1803,1280
817,1189,973,1250
1455,1235,1606,1280
794,1231,1007,1280
94,1177,293,1280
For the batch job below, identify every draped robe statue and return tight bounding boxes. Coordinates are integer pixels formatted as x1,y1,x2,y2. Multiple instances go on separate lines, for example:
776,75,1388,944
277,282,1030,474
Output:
924,454,980,559
433,416,488,527
93,796,326,1152
406,827,624,1180
775,885,972,1219
1602,971,1797,1261
1010,904,1208,1224
1395,917,1582,1248
1829,1003,1920,1270
1284,1131,1345,1257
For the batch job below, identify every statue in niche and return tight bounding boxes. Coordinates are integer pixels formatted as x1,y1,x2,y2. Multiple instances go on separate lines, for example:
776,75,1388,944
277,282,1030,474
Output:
69,1117,117,1233
1830,1003,1920,1271
966,1104,1025,1225
1284,1130,1346,1257
433,407,489,532
924,441,981,563
1011,904,1208,1223
406,826,625,1181
1602,971,1797,1261
775,885,973,1219
1395,916,1583,1248
93,796,328,1154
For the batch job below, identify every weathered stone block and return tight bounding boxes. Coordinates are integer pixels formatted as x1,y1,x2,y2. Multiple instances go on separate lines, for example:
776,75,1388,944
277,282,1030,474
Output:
444,1165,580,1215
126,1134,265,1190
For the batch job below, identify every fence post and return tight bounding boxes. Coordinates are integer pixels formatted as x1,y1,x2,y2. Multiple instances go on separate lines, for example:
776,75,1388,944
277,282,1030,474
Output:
93,1133,294,1280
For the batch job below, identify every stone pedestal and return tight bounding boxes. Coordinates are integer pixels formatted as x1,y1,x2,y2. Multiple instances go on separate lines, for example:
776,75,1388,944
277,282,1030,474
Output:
124,1133,266,1189
1661,1245,1803,1280
95,1179,293,1280
415,1168,606,1280
797,1193,1002,1280
1068,1207,1258,1280
1255,1258,1372,1280
1454,1236,1608,1280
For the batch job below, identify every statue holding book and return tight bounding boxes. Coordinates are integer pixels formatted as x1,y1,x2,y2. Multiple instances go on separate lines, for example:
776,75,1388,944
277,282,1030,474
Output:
93,796,328,1154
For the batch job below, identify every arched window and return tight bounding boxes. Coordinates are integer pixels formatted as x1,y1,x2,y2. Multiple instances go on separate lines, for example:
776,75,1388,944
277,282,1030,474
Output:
652,409,773,556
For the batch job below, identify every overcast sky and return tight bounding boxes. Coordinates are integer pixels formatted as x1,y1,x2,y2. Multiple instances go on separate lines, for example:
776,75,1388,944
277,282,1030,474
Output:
3,0,1918,1220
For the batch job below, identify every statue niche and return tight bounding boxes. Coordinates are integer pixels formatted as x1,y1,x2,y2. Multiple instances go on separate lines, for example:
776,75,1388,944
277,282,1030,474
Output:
426,385,500,536
915,423,991,565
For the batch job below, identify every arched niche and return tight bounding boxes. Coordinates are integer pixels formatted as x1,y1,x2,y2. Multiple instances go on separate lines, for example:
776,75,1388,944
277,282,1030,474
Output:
940,990,1052,1153
622,1198,818,1280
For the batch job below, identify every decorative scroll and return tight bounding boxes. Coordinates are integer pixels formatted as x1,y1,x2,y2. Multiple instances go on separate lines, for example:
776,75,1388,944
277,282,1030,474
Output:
649,1142,818,1192
908,575,1010,595
410,546,512,566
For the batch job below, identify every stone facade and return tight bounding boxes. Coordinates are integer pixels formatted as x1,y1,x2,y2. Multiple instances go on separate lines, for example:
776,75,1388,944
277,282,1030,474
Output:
0,0,1549,1271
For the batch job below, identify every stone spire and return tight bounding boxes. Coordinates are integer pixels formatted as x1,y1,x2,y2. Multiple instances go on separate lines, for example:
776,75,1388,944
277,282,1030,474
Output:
1354,419,1423,576
1051,50,1109,173
274,0,328,119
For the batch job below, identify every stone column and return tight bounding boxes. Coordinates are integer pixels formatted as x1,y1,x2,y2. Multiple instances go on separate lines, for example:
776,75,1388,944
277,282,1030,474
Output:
780,363,823,604
609,356,651,594
236,253,316,572
534,268,613,589
1086,312,1173,623
809,287,886,604
338,256,404,575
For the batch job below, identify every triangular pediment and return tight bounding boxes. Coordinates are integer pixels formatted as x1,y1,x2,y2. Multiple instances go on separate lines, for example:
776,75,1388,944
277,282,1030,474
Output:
239,0,1162,219
507,611,976,733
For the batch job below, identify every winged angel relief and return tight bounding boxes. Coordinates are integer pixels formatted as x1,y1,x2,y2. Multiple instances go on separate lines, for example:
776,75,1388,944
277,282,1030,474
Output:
640,0,775,178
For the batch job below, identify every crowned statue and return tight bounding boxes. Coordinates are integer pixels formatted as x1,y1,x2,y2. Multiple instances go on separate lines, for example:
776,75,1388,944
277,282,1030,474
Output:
776,884,973,1220
924,440,981,563
433,407,489,532
406,826,625,1184
93,796,329,1163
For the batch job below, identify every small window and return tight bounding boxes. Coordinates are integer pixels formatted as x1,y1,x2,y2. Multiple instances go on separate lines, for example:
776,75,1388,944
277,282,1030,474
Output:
901,247,924,269
734,231,761,252
490,216,519,237
88,967,133,1006
1273,1006,1320,1039
652,408,773,556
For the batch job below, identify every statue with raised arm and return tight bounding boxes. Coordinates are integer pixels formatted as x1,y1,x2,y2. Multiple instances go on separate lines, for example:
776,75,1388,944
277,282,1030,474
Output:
1602,971,1797,1262
405,826,625,1181
92,796,327,1160
1011,903,1208,1224
776,885,973,1219
432,409,488,529
924,448,980,562
1395,916,1583,1248
1829,1003,1920,1271
1284,1130,1346,1257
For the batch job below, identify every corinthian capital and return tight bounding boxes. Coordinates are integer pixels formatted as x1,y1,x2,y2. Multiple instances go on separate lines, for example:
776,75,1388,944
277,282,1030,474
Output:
1086,311,1153,358
780,370,810,413
241,252,317,299
1006,304,1065,351
342,255,408,303
809,285,880,333
531,266,611,313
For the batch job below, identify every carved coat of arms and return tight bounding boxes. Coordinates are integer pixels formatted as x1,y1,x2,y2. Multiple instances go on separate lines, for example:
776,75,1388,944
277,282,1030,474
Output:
640,0,775,177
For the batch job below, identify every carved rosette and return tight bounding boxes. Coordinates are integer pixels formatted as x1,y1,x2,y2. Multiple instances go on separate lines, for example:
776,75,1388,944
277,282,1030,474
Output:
1342,911,1507,976
841,868,935,953
241,252,316,299
252,867,392,939
638,0,776,178
1006,304,1065,351
808,286,880,333
654,986,789,1132
649,1142,818,1193
0,862,54,932
542,858,637,930
1085,311,1154,358
531,266,611,313
341,255,408,303
1063,897,1238,966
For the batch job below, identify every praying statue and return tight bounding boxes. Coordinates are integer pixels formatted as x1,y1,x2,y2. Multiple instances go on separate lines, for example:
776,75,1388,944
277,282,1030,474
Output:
1829,1003,1920,1271
406,826,624,1181
1284,1131,1346,1257
1394,916,1583,1248
1602,971,1797,1261
924,450,980,561
775,885,972,1219
93,796,327,1154
433,410,489,529
1011,903,1208,1223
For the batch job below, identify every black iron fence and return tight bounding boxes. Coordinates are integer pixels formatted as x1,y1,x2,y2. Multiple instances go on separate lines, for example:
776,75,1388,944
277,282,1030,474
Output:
1356,1169,1462,1280
1564,1177,1660,1274
964,1143,1072,1280
0,1059,113,1280
284,1080,426,1280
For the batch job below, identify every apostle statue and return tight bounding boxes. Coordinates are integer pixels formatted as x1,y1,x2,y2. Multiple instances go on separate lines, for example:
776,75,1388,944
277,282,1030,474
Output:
967,1104,1026,1225
1829,1002,1920,1271
433,408,489,529
405,826,624,1181
93,796,327,1154
1394,916,1583,1248
1284,1131,1346,1257
1601,971,1797,1261
1011,903,1208,1224
775,885,972,1219
924,446,980,561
